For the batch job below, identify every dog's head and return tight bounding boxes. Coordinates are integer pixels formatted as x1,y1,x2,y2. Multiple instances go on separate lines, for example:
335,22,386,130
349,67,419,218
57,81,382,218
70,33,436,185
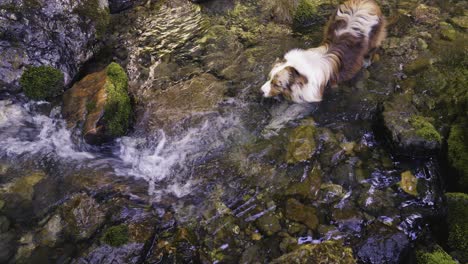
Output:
261,60,308,101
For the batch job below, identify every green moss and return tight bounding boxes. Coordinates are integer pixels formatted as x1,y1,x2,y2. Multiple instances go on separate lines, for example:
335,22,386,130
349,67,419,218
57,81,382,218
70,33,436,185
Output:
446,193,468,261
101,224,129,247
73,0,110,38
103,62,131,137
409,116,441,142
448,123,468,189
293,0,317,27
20,66,64,100
416,247,457,264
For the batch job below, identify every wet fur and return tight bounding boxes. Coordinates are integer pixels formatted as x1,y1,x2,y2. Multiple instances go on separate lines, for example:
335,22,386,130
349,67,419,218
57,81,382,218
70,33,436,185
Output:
261,0,386,103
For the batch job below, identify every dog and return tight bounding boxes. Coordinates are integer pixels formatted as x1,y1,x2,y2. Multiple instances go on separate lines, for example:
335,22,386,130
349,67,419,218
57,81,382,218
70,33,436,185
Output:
261,0,386,103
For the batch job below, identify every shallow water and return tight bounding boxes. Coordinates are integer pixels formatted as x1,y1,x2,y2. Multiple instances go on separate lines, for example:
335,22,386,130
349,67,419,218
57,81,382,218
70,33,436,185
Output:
1,0,465,262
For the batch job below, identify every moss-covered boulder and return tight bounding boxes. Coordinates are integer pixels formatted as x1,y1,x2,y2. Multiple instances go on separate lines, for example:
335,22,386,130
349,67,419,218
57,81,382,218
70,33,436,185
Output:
446,193,468,262
447,122,468,190
255,213,282,236
62,62,131,143
19,66,64,100
382,94,441,155
272,240,356,264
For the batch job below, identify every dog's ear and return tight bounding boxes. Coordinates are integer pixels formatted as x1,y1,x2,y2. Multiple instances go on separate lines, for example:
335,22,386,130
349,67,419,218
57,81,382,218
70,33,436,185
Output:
283,66,308,88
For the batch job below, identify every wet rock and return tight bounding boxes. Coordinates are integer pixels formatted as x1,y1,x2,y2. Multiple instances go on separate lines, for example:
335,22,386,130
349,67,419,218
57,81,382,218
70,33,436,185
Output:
404,57,433,75
286,120,316,164
440,22,457,41
358,188,396,216
447,122,468,190
411,4,441,25
356,223,410,264
272,241,356,264
62,62,131,143
37,214,63,247
256,213,281,236
145,73,227,132
285,198,318,230
0,0,109,91
285,166,322,200
450,16,468,29
108,0,139,13
1,171,45,200
73,243,143,264
399,171,418,196
382,94,441,155
446,193,468,263
0,231,17,263
279,233,298,253
59,193,106,241
320,183,344,204
0,216,10,233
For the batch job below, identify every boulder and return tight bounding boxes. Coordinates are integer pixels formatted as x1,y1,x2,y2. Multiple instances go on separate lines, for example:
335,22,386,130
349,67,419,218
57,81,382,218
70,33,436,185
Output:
272,241,356,264
382,94,441,155
0,0,109,91
62,62,132,143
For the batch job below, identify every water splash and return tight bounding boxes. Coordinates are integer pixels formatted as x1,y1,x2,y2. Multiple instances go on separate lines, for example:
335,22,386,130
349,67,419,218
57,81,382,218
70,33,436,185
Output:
0,100,94,160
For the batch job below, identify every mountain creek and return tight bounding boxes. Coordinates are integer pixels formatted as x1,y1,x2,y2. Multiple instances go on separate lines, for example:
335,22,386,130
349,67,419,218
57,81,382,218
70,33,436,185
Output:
0,0,467,263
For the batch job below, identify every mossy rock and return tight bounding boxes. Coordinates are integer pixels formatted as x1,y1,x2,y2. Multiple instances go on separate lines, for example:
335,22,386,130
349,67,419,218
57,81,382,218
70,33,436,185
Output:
286,121,316,164
447,122,468,190
416,246,457,264
293,0,319,28
409,116,441,143
285,198,318,230
73,0,110,38
20,66,64,100
272,240,356,264
102,62,131,137
62,62,131,143
101,225,129,247
399,171,418,196
446,192,468,262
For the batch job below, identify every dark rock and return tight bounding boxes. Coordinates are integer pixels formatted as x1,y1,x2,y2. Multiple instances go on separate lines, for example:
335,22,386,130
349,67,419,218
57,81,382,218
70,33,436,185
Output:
0,0,109,91
285,198,318,230
108,0,139,13
356,224,410,264
59,193,106,241
73,243,144,264
0,231,17,263
382,94,441,155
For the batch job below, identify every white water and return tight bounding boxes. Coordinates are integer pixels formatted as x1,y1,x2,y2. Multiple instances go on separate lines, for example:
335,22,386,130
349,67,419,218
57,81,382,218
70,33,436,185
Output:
0,99,242,199
0,100,94,160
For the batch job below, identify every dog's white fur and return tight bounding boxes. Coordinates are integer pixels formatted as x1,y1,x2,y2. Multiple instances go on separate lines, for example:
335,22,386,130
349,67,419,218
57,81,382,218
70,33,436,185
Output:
262,0,385,103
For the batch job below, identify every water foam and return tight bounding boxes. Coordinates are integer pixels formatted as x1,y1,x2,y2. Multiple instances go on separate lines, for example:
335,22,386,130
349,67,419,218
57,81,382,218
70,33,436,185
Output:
0,100,94,160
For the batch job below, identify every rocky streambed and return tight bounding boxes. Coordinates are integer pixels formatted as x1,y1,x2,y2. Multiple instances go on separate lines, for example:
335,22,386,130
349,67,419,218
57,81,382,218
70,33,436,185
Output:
0,0,467,263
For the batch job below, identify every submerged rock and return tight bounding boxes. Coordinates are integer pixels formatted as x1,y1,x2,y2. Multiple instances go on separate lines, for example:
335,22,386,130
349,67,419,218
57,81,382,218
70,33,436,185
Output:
272,241,356,264
256,213,282,236
0,0,109,91
62,62,132,143
1,171,45,200
286,120,316,164
285,198,318,230
59,193,106,241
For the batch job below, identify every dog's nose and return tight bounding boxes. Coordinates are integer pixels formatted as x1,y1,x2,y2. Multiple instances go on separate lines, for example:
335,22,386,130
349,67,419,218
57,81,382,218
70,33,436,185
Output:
261,83,271,97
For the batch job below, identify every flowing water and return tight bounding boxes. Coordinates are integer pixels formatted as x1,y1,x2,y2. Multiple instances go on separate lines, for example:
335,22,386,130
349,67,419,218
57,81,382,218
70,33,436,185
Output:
1,0,463,262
